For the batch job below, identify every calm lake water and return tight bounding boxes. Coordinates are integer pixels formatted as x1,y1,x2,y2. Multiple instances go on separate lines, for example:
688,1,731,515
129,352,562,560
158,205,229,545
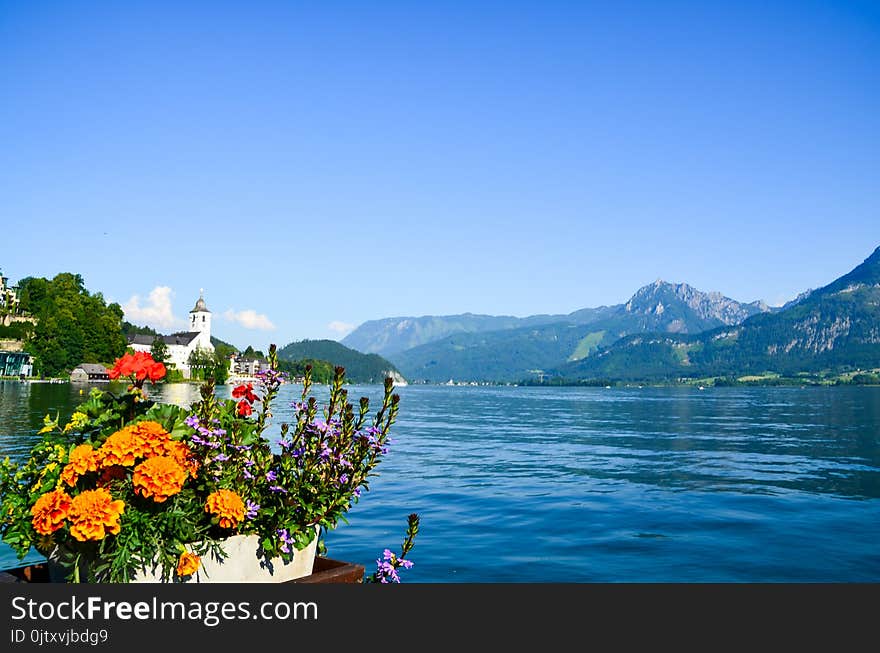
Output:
1,380,879,581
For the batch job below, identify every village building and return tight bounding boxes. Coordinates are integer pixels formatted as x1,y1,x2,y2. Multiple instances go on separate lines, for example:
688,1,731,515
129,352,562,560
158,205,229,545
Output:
127,291,214,379
228,354,271,378
70,363,110,382
0,270,19,313
0,350,33,378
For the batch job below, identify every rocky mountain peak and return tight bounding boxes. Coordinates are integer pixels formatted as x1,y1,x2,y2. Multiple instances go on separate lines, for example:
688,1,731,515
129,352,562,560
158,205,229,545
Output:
624,280,770,326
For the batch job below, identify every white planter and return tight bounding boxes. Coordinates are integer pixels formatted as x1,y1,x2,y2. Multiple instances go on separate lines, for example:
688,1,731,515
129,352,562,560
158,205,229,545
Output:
140,532,319,583
48,530,319,583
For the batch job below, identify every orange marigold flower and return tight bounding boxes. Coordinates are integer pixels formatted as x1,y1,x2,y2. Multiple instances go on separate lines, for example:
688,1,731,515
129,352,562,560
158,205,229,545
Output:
161,440,199,479
130,421,172,458
205,490,245,529
97,428,139,468
132,456,187,502
176,551,201,577
60,444,99,487
31,489,72,535
97,421,172,467
67,488,125,542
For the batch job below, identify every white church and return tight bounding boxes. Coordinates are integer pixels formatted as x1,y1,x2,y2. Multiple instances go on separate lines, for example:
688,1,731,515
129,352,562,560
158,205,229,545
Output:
127,291,215,379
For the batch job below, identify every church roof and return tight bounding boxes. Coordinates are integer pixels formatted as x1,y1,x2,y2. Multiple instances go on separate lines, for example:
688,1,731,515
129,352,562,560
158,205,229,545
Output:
191,290,210,313
127,332,202,347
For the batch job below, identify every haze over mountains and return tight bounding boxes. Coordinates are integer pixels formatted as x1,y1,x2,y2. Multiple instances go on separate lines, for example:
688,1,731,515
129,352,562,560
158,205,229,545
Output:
341,245,880,382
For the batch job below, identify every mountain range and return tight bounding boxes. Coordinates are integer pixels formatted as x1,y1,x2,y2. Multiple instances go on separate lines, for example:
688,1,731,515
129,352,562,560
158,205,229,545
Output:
563,245,880,381
340,245,880,382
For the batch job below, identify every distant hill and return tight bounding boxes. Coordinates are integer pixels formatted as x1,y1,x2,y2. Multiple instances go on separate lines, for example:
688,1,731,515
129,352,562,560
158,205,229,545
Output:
341,311,598,356
391,282,771,382
560,245,880,381
277,339,404,384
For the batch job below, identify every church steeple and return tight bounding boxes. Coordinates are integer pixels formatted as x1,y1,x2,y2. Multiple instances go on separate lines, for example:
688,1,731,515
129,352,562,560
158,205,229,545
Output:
191,288,210,314
189,289,212,335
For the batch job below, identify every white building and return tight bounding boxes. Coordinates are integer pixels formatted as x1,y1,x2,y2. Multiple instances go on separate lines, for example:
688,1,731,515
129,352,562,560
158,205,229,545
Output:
127,291,214,379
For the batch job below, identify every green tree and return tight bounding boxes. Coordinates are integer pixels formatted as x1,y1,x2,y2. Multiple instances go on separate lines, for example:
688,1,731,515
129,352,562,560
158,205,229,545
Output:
187,346,215,381
211,351,229,385
150,337,169,365
18,273,126,377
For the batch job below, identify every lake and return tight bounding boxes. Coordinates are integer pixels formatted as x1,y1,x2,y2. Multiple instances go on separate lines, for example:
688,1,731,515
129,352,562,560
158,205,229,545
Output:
1,380,879,581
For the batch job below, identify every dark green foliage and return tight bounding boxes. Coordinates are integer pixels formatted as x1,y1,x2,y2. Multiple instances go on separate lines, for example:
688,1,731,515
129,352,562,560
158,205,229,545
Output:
121,321,158,337
0,322,33,340
277,358,335,383
150,337,168,364
277,339,400,384
18,274,127,377
210,336,238,361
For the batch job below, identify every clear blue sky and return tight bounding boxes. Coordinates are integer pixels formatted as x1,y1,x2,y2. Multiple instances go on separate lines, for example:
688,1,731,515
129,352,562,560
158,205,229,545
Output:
2,1,878,351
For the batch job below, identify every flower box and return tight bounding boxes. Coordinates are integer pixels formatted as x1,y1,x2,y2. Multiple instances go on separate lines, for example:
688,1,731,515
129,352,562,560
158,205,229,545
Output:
47,530,319,583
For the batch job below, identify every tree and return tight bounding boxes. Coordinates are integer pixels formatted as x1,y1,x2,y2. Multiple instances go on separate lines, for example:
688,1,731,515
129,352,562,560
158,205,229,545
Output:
150,337,168,365
187,346,215,380
20,273,126,377
211,351,229,385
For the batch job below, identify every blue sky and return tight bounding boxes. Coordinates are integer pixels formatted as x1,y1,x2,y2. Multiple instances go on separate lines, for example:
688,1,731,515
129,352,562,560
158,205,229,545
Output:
1,1,878,351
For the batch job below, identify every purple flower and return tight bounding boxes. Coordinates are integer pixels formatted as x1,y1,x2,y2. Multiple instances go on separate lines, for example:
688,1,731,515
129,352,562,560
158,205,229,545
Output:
277,528,294,554
339,473,349,485
266,470,277,482
184,415,200,428
269,485,287,494
213,453,229,463
375,559,400,583
243,469,254,480
373,548,413,583
245,500,259,520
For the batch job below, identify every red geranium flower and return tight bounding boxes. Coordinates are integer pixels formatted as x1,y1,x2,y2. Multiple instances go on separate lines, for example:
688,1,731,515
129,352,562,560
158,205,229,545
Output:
236,400,253,417
148,362,166,382
108,352,166,386
232,383,258,403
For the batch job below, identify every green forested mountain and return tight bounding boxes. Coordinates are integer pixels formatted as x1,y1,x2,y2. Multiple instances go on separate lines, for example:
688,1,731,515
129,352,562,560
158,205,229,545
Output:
390,282,771,382
561,246,880,381
277,339,402,384
17,273,127,376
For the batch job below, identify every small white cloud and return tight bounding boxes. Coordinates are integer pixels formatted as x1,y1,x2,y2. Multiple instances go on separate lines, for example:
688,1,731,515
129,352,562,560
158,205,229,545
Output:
123,286,181,330
327,320,356,337
223,309,276,331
